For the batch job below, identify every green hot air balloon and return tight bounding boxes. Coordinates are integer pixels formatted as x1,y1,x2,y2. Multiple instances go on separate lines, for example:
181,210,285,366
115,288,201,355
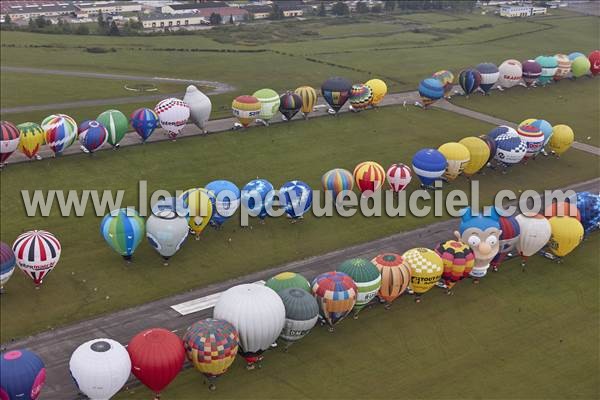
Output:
265,272,311,293
571,56,591,78
338,258,381,317
278,287,319,350
97,109,129,147
100,208,145,262
252,88,280,124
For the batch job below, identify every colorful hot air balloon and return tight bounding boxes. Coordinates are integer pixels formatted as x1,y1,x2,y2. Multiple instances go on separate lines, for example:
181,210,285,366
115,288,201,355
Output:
554,54,572,81
266,272,311,293
521,119,553,151
435,240,475,292
487,125,517,142
349,83,373,110
547,217,584,258
437,142,470,181
97,109,128,148
418,78,444,107
1,121,21,165
458,69,481,96
180,188,213,238
130,108,159,142
279,180,312,220
516,124,544,161
571,55,590,78
371,253,411,307
100,208,145,261
12,230,61,287
412,148,447,188
311,271,357,331
516,213,552,265
576,192,600,235
294,86,318,118
432,70,454,98
535,55,558,85
589,50,600,76
128,328,185,398
338,258,381,315
365,78,387,106
521,60,542,87
205,180,240,228
182,319,239,390
475,63,499,94
386,163,412,192
69,339,131,400
1,349,45,400
213,284,285,368
146,198,189,264
548,124,574,156
321,77,352,113
277,287,319,346
78,120,108,153
494,130,526,167
155,98,190,139
322,168,354,201
17,122,44,160
232,95,261,127
498,59,522,88
353,161,386,195
183,85,212,132
402,248,443,301
1,242,16,292
253,88,280,123
41,114,77,155
458,137,489,177
568,52,585,62
490,215,521,272
279,91,303,121
241,179,274,221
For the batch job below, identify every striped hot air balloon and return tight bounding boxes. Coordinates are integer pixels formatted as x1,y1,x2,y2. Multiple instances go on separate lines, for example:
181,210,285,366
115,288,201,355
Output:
294,86,318,118
353,161,385,195
78,120,108,153
475,63,499,94
490,215,521,272
12,230,61,287
321,77,352,113
522,60,542,87
100,209,145,261
535,56,558,85
97,109,128,147
232,95,261,127
516,124,544,161
130,108,159,142
253,88,280,122
322,168,354,201
1,121,21,165
338,258,381,315
458,69,481,96
41,114,78,156
412,148,447,188
1,241,16,292
312,271,357,331
435,240,475,292
279,91,303,121
386,163,412,192
418,78,444,107
554,54,572,81
17,122,45,160
349,84,373,110
371,253,411,307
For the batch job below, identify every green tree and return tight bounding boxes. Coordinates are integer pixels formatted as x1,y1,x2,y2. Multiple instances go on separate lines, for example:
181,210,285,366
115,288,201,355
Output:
4,14,11,25
270,3,284,19
371,4,382,13
209,12,222,25
108,20,120,36
384,1,396,12
331,1,349,16
34,15,49,28
75,24,89,35
318,2,326,16
229,14,234,24
356,1,369,14
28,17,35,29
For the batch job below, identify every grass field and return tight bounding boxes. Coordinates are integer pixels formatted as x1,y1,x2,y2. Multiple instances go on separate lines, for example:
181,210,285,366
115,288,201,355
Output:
119,234,600,400
1,105,599,340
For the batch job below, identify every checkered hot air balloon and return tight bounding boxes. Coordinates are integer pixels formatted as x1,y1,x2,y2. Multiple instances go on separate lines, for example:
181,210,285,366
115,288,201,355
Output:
12,230,61,287
130,108,159,142
312,271,357,331
241,179,274,221
371,253,411,307
100,209,145,261
353,161,385,196
78,120,108,153
349,83,373,110
41,114,78,156
402,248,443,301
493,131,526,167
490,215,521,271
435,240,475,292
386,163,412,192
155,98,190,139
1,121,21,165
576,192,600,236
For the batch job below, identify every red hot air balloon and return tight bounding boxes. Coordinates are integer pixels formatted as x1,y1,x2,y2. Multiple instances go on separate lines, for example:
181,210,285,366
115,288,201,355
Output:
589,50,600,76
127,328,185,399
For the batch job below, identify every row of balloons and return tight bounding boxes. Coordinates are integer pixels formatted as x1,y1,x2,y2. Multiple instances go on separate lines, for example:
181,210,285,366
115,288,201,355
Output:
2,195,599,399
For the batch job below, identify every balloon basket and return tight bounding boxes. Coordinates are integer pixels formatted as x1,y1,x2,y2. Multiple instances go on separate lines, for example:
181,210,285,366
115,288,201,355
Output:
195,236,200,241
384,303,391,310
245,363,256,370
472,278,480,285
209,383,217,391
414,296,421,303
328,326,335,333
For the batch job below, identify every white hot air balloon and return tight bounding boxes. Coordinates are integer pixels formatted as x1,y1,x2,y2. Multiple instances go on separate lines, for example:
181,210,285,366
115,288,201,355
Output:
69,338,131,400
516,213,552,265
213,283,285,368
146,201,189,265
12,230,61,288
183,85,212,133
154,98,190,140
498,59,523,88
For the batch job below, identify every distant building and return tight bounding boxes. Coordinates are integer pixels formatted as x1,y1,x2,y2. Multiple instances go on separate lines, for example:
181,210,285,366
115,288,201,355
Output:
76,1,142,15
2,3,78,20
499,5,547,17
196,7,248,23
160,1,228,14
139,12,205,29
279,3,304,17
242,4,272,20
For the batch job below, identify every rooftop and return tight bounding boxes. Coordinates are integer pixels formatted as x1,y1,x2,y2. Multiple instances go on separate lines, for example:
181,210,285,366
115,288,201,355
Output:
5,3,78,14
139,12,202,21
241,4,273,13
166,1,228,11
77,2,140,9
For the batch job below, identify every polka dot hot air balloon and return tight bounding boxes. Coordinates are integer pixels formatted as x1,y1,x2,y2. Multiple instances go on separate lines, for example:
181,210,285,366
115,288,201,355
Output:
522,60,542,87
589,50,600,76
312,271,357,331
294,86,318,118
548,124,574,156
322,168,354,201
130,108,159,142
554,54,572,81
349,84,373,111
432,70,454,98
338,258,381,315
97,109,128,148
386,163,412,192
535,56,558,85
353,161,386,195
1,349,46,400
1,121,21,165
1,241,16,292
435,240,475,293
490,215,521,272
412,149,447,188
365,78,387,106
155,98,190,139
100,209,145,261
279,180,312,220
266,271,311,293
498,59,522,88
371,253,411,307
279,91,303,121
41,114,78,156
437,142,470,181
516,124,544,161
78,120,108,153
475,63,499,94
12,230,61,287
253,88,280,123
17,122,45,160
458,68,481,96
494,131,526,167
418,78,444,108
321,76,352,114
402,248,443,302
232,95,261,127
458,137,490,177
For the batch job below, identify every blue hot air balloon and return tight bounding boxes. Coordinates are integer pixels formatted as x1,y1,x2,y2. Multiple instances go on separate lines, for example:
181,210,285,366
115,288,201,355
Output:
458,69,482,96
279,180,313,220
130,108,159,142
418,78,444,108
1,349,46,400
100,208,145,261
205,180,241,227
411,149,447,188
78,120,108,153
475,63,500,94
576,192,600,235
241,179,275,221
487,125,518,142
568,52,585,62
528,119,553,148
494,132,526,167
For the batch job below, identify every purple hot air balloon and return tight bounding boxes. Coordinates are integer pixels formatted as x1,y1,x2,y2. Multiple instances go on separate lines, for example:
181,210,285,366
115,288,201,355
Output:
522,60,542,87
130,108,159,142
78,120,108,153
0,349,46,400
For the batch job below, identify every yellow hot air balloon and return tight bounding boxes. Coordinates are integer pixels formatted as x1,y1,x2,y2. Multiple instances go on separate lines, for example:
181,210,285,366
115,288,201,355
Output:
547,216,584,257
180,188,213,238
458,137,490,177
437,142,470,181
548,124,574,156
231,95,261,127
518,118,536,128
294,86,318,118
365,78,387,106
17,122,45,159
402,248,443,302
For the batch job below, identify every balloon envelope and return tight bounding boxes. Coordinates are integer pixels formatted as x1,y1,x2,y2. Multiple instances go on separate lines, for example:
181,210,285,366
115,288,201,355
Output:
554,54,571,81
418,78,444,107
494,130,526,166
279,180,312,219
1,349,45,400
412,149,447,187
278,287,319,342
0,241,16,289
548,124,574,155
155,98,190,138
130,108,159,141
78,120,108,153
279,92,303,121
0,121,21,164
17,122,44,159
100,209,145,259
180,188,213,237
475,63,499,93
12,230,61,286
547,217,584,257
371,253,411,305
576,192,600,235
458,69,481,95
253,88,280,121
41,114,77,155
534,56,558,85
490,215,521,271
353,161,386,194
312,271,357,328
521,60,542,86
338,258,381,310
498,59,522,88
589,50,600,75
386,163,412,192
458,137,489,176
146,204,188,261
365,78,387,105
241,179,274,220
232,95,261,127
571,56,590,78
321,77,352,112
435,240,475,288
516,124,544,160
402,248,443,295
322,168,353,200
432,70,454,97
349,83,373,110
516,214,552,258
437,142,470,181
97,109,128,147
266,271,311,293
184,85,212,129
205,180,240,227
294,86,318,115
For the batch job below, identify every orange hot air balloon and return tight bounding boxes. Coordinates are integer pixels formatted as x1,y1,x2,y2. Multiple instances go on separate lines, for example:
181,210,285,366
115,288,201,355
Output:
371,253,411,307
544,201,581,221
232,96,261,127
353,161,385,196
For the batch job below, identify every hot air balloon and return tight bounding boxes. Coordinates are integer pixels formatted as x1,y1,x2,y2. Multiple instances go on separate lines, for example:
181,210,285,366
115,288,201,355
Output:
97,109,128,148
435,240,475,293
365,78,387,106
1,242,16,293
458,137,489,177
182,319,239,390
241,179,274,221
1,349,45,400
516,124,544,161
17,122,44,160
146,198,189,265
515,213,552,265
294,86,318,118
213,284,285,369
475,63,499,94
1,121,21,165
412,148,447,188
205,180,240,228
589,50,600,76
277,287,319,348
487,125,517,142
458,69,481,96
78,120,108,153
432,70,454,98
568,52,585,62
279,91,303,121
402,248,443,302
322,168,354,202
576,192,600,235
321,76,352,113
180,188,213,238
547,217,584,259
253,88,280,124
521,60,542,87
279,180,312,220
554,54,572,81
100,208,145,261
12,230,61,288
41,114,77,156
128,328,185,398
494,130,526,168
571,55,590,78
535,56,558,85
338,258,381,316
521,119,553,152
349,83,373,111
437,142,470,181
498,59,522,88
418,78,444,107
548,124,574,156
266,271,311,293
386,163,412,192
490,215,521,272
155,98,190,139
232,95,261,127
478,134,497,164
183,85,212,132
130,108,159,142
353,161,386,195
371,253,411,308
69,339,131,400
544,201,580,221
312,271,357,331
